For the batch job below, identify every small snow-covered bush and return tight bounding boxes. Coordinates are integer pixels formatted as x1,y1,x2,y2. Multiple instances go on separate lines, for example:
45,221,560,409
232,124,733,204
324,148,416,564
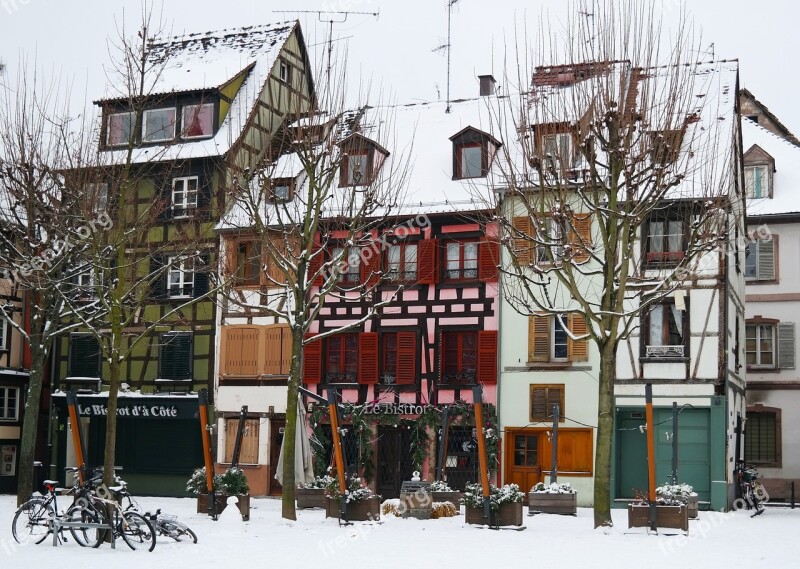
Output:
325,475,380,503
530,482,576,494
429,480,454,492
462,482,524,510
655,483,695,505
186,467,224,495
304,475,335,489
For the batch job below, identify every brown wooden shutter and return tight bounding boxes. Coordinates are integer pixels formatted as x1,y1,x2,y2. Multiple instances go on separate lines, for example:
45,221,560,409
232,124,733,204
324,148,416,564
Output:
264,326,284,375
395,331,417,385
280,325,292,375
547,387,563,418
568,313,589,362
478,239,500,282
302,333,322,383
531,388,547,420
266,237,287,285
339,155,349,187
512,216,533,267
223,327,259,376
417,238,439,284
528,315,550,362
224,238,238,279
477,330,498,384
358,332,379,384
360,243,382,287
571,214,592,263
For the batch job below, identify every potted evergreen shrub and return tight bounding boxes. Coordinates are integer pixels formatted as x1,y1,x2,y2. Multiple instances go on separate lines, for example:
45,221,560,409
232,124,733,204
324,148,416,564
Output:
220,467,251,521
528,481,578,515
462,483,524,526
187,467,227,516
297,475,334,509
324,475,381,521
627,488,689,532
656,483,698,519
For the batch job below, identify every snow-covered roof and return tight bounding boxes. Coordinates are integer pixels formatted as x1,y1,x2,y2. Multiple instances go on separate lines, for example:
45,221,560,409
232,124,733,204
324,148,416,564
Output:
743,117,800,217
217,96,506,231
99,22,297,164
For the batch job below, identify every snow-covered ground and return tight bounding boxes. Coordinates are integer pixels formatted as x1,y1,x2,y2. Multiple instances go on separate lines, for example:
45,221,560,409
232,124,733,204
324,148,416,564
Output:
2,495,798,567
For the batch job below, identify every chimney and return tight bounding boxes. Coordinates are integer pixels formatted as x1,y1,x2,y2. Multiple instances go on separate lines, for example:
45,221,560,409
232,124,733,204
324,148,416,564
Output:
478,74,496,96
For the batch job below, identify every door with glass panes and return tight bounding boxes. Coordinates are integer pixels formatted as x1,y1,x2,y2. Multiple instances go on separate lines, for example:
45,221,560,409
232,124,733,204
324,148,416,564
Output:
504,430,542,499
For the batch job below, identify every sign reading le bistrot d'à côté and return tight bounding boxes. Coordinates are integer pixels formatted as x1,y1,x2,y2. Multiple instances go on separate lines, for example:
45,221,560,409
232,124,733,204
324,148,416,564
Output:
77,403,180,418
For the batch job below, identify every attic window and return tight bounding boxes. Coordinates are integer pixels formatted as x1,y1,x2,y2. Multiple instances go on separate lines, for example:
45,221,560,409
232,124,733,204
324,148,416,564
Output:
107,111,135,147
143,108,176,143
182,104,214,139
540,133,576,168
450,127,499,180
338,134,389,187
745,165,771,199
269,178,294,203
279,61,292,85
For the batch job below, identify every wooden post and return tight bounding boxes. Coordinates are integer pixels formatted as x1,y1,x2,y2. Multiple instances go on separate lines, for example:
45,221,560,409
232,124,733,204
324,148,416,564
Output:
65,391,86,485
645,384,657,532
550,403,559,485
230,405,249,469
198,389,217,520
472,386,491,525
327,388,348,522
671,402,679,485
436,407,450,481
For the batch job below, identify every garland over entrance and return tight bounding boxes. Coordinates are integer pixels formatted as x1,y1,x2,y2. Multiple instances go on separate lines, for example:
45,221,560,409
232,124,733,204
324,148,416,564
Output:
307,400,499,482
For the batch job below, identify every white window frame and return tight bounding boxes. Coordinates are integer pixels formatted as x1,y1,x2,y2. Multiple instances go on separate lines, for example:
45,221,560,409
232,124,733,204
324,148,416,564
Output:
0,316,7,351
167,256,195,298
142,107,176,143
279,60,292,84
542,133,575,168
745,240,775,281
107,111,135,147
551,316,569,362
536,218,565,264
171,176,199,217
458,144,483,178
745,165,770,199
181,103,214,139
746,323,776,369
0,386,20,421
345,153,368,185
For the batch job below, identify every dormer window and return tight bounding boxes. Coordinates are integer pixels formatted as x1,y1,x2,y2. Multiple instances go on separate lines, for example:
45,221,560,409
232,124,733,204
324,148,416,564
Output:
536,129,579,172
450,127,500,180
745,165,770,199
143,108,176,143
338,134,389,187
107,111,134,147
269,178,294,203
182,103,214,139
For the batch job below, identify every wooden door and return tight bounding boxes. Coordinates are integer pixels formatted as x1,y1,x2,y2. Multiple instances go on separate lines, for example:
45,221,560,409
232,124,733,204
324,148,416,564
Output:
504,430,542,499
269,419,285,496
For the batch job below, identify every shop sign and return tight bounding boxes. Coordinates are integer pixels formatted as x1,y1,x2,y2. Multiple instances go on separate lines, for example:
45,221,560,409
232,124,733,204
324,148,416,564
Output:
363,403,429,416
77,403,180,418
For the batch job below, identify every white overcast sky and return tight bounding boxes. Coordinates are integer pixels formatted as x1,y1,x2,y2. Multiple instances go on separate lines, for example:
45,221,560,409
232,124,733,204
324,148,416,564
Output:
1,1,798,132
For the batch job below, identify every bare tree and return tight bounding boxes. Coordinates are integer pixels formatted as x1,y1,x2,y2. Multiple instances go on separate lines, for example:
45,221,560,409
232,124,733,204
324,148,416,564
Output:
0,66,101,505
484,1,738,526
221,59,413,520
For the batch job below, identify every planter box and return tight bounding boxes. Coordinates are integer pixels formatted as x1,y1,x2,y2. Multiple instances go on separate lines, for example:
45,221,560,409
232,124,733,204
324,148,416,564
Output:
196,493,227,516
296,488,327,509
431,491,462,509
465,502,523,527
325,497,381,521
628,503,689,532
687,495,698,519
528,492,577,515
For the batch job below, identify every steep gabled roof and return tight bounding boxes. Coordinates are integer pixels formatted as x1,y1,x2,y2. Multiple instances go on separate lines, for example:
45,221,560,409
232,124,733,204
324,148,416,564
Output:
740,88,800,147
743,117,800,217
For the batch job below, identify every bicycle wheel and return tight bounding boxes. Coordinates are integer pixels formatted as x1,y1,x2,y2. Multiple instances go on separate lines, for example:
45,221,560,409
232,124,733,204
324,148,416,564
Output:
12,498,54,545
119,511,156,551
164,520,197,543
68,506,108,548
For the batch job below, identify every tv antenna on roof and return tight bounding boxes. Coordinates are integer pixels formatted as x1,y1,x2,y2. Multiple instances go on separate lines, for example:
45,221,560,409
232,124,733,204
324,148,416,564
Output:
274,9,379,81
432,0,459,113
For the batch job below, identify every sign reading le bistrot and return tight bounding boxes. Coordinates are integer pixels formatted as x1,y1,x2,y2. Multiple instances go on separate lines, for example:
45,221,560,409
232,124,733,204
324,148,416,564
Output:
77,402,180,419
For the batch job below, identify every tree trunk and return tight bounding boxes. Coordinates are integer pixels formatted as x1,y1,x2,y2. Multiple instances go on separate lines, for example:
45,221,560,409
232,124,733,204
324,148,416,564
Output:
103,316,123,486
16,346,46,506
280,326,304,520
593,340,617,527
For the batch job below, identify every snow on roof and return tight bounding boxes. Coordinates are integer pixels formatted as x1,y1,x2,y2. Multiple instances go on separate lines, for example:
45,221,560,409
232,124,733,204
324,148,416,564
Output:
742,117,800,217
100,22,297,164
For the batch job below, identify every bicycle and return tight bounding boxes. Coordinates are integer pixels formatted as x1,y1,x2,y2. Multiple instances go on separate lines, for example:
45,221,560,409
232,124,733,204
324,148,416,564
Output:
735,462,766,517
111,477,197,543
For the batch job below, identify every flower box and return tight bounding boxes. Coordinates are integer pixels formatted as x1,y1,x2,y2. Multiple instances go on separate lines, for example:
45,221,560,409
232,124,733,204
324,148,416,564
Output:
627,503,689,532
528,491,577,515
296,488,327,509
465,502,523,527
196,493,227,516
431,491,463,508
325,497,381,521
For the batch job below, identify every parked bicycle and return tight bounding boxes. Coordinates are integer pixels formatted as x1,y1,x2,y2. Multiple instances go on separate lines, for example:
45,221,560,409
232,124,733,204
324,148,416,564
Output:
735,462,766,517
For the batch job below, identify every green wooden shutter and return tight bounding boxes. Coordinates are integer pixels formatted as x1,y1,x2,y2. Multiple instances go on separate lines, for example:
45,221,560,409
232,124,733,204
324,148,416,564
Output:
160,333,193,380
150,255,166,300
193,253,210,298
69,334,101,378
778,322,795,370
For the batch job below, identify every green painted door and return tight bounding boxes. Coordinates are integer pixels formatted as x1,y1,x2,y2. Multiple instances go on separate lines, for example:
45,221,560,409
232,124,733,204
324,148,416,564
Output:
616,407,711,502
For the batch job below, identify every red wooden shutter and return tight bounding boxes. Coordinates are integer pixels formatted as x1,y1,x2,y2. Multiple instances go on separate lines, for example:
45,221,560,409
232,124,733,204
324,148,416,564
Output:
360,243,382,287
302,333,322,384
477,330,498,384
478,239,500,282
395,331,417,385
417,238,439,284
358,332,379,384
308,243,324,287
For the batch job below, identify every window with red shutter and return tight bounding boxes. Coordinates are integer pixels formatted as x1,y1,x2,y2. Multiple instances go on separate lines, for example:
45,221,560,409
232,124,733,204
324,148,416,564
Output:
358,332,379,384
478,239,500,282
417,239,439,284
325,333,358,383
477,330,498,384
302,333,322,384
360,243,383,287
440,331,478,385
382,331,416,385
